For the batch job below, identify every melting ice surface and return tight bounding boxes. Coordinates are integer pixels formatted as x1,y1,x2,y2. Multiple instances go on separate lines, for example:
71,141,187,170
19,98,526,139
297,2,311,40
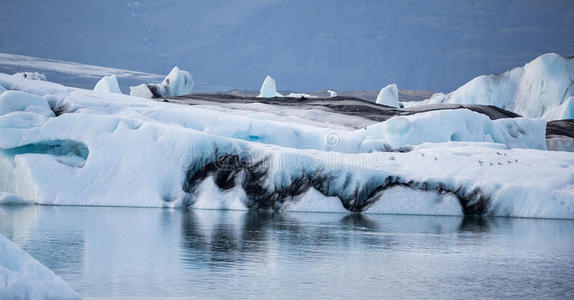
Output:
1,205,573,299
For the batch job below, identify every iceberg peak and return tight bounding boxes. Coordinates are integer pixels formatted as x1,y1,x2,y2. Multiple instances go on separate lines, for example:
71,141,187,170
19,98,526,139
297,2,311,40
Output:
258,75,283,98
129,66,194,98
93,75,121,94
409,53,574,120
376,84,399,108
162,66,194,97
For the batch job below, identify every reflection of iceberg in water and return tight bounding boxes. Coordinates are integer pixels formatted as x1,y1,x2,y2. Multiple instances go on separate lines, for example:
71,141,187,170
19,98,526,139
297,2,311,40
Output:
0,206,84,277
178,209,469,266
0,206,40,242
1,206,573,298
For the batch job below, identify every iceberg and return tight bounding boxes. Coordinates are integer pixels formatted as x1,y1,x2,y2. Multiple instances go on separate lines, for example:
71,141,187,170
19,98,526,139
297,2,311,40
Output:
0,73,572,219
327,90,337,97
409,53,574,120
161,66,194,97
129,66,193,98
258,75,283,98
93,75,121,94
0,233,79,299
376,84,399,108
129,83,154,99
12,72,47,81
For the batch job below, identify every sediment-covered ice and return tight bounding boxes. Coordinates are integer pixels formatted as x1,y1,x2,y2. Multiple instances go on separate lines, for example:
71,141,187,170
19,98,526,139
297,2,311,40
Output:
0,73,573,219
93,75,121,94
258,75,283,98
12,72,47,81
286,93,318,98
376,84,399,108
409,53,574,121
0,233,79,299
129,66,193,98
547,136,574,152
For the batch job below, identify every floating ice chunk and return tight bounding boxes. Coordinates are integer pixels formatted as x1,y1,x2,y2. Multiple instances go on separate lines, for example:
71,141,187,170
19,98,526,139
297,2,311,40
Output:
327,90,337,97
376,84,399,108
161,66,194,97
12,72,47,81
93,75,121,94
129,84,154,98
129,66,193,98
0,233,80,299
258,75,283,98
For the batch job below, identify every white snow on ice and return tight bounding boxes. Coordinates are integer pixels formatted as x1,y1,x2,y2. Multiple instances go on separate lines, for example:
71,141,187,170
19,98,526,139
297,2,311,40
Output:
362,109,547,150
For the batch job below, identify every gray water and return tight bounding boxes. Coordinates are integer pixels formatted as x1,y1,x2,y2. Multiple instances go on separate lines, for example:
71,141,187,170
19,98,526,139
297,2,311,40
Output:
0,205,573,299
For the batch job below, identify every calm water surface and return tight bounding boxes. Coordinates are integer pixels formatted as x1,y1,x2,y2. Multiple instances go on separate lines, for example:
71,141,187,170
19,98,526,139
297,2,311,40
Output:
0,205,573,299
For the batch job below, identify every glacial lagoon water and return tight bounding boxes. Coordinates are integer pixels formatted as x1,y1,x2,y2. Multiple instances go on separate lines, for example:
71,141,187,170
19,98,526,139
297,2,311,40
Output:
1,205,573,299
